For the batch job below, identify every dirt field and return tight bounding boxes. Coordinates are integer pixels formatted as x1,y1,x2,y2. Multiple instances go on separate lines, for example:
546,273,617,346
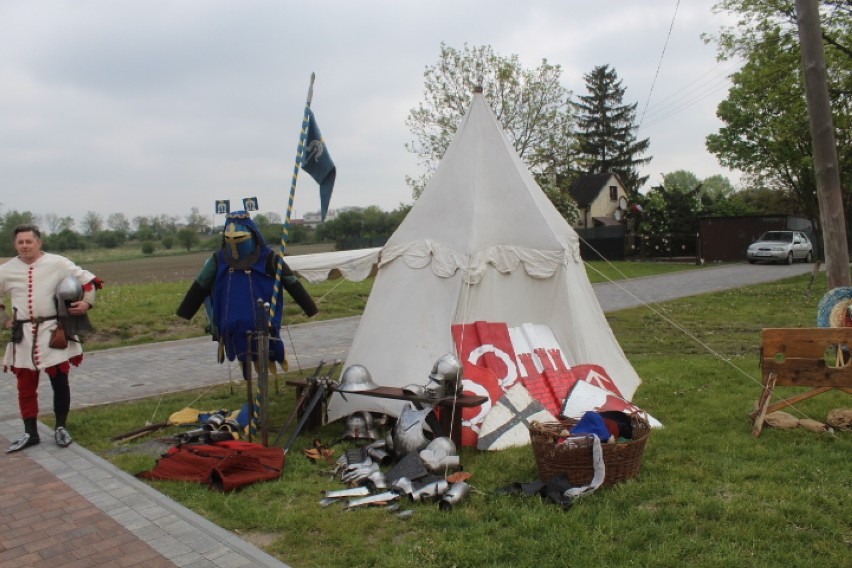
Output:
86,252,212,284
0,253,207,285
0,243,336,286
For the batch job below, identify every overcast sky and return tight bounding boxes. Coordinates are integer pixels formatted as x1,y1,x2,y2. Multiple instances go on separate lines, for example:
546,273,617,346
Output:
0,0,741,228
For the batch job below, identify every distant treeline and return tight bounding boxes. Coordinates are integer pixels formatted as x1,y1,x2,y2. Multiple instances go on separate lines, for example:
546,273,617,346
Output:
0,204,412,256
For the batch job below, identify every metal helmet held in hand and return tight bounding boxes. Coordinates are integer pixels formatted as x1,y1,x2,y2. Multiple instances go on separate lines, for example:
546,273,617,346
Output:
55,275,83,303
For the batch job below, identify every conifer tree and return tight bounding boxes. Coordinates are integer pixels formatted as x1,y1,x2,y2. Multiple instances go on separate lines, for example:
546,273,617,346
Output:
573,64,651,194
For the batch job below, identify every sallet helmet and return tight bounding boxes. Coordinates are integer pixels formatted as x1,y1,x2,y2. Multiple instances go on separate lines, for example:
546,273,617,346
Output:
55,275,83,303
426,353,462,397
429,353,462,385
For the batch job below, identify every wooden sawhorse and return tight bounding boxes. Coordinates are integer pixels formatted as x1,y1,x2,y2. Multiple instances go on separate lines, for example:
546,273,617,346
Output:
752,327,852,437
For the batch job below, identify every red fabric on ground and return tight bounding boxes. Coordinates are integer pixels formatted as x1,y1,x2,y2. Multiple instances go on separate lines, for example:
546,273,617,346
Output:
138,440,284,491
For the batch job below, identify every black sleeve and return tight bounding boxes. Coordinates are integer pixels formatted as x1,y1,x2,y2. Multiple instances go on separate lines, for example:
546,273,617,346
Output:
177,255,216,320
284,276,318,317
176,280,209,320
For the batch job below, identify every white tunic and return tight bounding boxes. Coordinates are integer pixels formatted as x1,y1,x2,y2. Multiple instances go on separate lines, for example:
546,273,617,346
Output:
0,253,96,371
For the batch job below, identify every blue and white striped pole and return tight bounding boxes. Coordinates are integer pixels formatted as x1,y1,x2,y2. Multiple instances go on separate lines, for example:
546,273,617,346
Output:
269,72,315,322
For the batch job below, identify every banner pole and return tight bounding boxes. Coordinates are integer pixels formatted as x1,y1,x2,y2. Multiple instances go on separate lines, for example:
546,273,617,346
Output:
269,72,315,322
252,74,314,439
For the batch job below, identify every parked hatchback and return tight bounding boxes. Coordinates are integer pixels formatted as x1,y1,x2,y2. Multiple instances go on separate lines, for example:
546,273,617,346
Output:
746,230,813,264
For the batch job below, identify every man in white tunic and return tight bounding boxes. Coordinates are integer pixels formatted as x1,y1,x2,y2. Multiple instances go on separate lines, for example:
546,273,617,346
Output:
0,224,102,453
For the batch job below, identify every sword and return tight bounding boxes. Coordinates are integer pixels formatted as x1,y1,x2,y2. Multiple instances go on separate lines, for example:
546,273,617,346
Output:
255,299,271,446
245,330,254,443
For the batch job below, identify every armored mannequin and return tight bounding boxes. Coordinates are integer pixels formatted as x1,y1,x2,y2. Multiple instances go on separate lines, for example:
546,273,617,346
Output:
176,211,318,377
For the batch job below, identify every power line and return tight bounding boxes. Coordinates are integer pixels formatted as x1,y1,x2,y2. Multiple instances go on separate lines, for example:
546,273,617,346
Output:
642,61,736,115
638,0,681,130
639,77,731,130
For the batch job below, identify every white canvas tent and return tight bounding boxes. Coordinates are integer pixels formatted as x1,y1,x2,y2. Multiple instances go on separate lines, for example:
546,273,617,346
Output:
286,92,642,423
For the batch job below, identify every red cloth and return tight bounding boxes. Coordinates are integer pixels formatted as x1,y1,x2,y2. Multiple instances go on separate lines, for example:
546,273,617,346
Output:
138,440,285,492
570,364,624,397
452,321,519,446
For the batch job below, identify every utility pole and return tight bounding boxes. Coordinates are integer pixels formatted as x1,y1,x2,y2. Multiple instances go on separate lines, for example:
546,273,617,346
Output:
795,0,850,288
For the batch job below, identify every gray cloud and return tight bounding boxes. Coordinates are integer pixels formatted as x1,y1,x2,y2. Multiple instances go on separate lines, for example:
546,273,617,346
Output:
0,0,739,226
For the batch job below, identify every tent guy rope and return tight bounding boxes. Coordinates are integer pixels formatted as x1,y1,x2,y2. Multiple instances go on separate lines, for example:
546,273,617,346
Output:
580,242,839,435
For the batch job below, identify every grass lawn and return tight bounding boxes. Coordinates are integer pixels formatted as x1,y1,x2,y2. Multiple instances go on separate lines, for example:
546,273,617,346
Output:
55,267,850,568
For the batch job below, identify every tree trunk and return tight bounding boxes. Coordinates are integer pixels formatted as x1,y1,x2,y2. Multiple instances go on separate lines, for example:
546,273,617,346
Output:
795,0,850,288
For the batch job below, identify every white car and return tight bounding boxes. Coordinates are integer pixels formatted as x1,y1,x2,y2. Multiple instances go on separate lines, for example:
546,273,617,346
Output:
747,230,813,264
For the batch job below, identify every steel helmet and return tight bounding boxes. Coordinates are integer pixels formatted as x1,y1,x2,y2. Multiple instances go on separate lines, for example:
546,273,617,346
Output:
55,275,83,303
338,364,379,392
342,411,379,440
424,436,457,458
426,353,462,398
428,353,462,385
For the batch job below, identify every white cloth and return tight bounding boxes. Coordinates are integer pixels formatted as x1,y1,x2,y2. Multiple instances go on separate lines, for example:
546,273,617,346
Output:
0,253,96,370
563,435,606,498
285,248,381,283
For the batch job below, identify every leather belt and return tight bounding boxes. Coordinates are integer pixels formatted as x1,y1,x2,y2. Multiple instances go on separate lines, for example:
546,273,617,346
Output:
15,315,59,324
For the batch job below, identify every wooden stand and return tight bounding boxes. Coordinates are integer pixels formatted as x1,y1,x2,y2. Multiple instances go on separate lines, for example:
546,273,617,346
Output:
286,380,487,448
287,380,326,432
752,327,852,436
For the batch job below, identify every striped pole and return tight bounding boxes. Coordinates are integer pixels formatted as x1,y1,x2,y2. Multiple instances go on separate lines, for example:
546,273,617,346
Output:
269,72,315,322
253,74,314,442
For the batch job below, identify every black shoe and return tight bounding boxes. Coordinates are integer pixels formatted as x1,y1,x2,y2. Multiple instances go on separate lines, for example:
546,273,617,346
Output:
55,427,73,448
5,433,40,453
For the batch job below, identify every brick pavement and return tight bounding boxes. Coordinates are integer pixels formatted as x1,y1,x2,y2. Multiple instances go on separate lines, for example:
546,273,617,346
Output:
0,446,174,567
0,420,289,568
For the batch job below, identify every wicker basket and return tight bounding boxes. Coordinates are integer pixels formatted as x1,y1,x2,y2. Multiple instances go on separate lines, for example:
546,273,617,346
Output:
529,414,650,487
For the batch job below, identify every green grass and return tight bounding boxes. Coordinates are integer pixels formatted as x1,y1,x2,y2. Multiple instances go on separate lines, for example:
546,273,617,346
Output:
59,268,851,568
584,258,708,284
78,277,373,350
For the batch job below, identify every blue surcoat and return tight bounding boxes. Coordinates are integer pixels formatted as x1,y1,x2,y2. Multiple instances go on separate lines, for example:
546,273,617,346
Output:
211,248,285,366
